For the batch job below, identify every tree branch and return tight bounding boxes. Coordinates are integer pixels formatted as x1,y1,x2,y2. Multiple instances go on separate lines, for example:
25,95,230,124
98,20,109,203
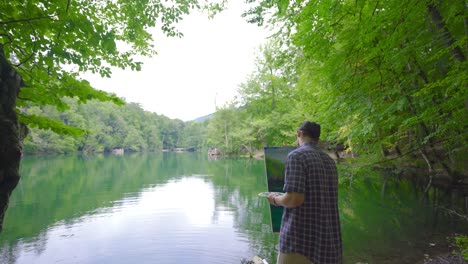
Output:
66,0,72,13
0,15,54,25
372,0,381,17
16,21,38,67
434,205,468,221
0,33,12,44
428,3,466,62
360,137,450,168
17,96,34,102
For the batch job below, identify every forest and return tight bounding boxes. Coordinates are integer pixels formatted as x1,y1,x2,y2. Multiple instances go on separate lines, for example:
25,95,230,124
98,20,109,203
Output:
212,0,467,192
1,0,467,250
21,98,207,154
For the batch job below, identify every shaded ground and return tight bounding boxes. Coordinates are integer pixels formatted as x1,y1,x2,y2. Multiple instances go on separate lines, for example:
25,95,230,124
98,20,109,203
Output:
418,234,467,264
344,233,467,264
416,233,467,264
423,254,467,264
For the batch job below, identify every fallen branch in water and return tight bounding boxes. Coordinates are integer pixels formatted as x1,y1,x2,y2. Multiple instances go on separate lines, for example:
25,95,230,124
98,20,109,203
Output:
434,206,468,221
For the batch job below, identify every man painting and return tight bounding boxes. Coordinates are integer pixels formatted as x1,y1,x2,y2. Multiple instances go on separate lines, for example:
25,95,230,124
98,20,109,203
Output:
267,121,342,264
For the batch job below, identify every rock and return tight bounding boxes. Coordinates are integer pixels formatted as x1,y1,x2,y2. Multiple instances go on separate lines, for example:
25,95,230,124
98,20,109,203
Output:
240,255,269,264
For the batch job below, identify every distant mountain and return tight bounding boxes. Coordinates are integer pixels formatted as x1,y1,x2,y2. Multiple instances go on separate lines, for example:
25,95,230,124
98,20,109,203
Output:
192,113,213,122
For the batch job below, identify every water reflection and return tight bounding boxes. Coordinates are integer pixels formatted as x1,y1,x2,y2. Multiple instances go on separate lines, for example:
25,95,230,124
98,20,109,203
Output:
0,153,465,264
1,153,278,264
1,175,257,264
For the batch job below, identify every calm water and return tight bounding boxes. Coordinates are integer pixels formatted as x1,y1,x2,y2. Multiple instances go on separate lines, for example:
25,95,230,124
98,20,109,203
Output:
0,153,463,264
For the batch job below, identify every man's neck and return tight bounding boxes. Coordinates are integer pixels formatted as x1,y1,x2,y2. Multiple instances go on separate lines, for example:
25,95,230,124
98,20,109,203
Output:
299,138,318,146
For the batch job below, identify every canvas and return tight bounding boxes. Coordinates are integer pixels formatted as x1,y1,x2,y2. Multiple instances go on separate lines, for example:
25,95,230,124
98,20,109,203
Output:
263,146,297,233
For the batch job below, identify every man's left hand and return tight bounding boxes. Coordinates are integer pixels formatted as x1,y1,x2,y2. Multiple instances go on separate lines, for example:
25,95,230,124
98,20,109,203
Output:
267,193,279,206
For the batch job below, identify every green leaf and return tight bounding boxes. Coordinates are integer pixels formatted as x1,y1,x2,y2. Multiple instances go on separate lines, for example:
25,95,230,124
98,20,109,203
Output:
19,114,87,137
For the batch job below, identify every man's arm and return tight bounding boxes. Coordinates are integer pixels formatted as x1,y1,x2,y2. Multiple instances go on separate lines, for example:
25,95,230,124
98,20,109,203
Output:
267,192,304,208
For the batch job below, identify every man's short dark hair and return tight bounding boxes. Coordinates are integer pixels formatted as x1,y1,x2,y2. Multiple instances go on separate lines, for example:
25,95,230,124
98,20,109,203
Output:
298,121,321,139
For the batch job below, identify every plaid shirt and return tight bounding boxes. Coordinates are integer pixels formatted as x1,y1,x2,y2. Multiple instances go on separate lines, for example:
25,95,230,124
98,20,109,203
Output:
280,142,342,264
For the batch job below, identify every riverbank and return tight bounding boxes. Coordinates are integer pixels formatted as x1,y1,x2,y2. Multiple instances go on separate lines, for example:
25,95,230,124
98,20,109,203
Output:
366,232,467,264
244,234,467,264
423,254,466,264
420,233,467,264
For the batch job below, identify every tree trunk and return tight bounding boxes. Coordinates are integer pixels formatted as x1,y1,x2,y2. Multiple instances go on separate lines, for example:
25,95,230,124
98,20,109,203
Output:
224,119,228,151
0,45,24,232
427,3,466,62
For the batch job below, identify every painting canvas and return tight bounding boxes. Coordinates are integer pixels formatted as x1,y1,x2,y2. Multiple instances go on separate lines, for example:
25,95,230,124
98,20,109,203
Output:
263,146,297,233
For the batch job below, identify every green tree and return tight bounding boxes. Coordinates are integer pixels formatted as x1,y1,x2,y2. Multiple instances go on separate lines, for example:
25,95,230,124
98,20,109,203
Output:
21,97,200,154
158,116,185,150
123,127,146,152
142,116,163,151
242,0,467,177
0,0,225,232
236,40,304,147
206,104,248,155
179,121,208,151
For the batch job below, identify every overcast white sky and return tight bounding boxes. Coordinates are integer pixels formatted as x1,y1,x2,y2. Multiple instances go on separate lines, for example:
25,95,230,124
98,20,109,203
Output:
83,1,271,121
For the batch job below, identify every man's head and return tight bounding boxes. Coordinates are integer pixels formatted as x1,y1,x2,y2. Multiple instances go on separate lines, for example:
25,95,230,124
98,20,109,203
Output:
297,121,320,145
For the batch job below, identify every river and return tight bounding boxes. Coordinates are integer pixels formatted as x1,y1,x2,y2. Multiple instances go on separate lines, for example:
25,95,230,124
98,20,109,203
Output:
0,152,464,263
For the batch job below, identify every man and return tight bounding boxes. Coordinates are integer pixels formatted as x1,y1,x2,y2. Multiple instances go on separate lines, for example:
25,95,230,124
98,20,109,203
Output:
267,121,342,264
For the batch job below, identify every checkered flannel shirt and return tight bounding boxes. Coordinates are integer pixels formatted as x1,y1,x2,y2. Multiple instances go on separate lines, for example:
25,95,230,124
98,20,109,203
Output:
280,142,343,264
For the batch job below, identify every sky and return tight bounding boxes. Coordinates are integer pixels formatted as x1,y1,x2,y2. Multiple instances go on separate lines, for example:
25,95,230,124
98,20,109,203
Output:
83,2,271,121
